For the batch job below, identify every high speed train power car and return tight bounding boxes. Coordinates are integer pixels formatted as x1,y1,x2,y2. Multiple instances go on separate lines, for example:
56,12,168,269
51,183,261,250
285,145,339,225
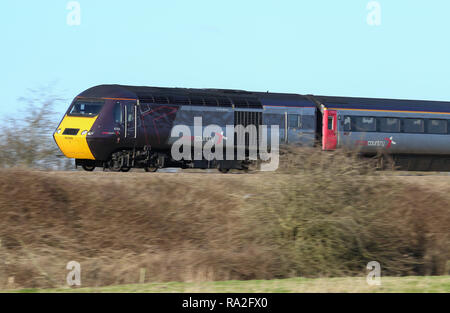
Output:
54,84,450,172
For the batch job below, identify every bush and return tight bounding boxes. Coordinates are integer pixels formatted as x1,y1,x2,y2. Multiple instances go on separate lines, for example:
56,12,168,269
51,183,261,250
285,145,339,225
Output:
245,148,449,277
0,149,448,289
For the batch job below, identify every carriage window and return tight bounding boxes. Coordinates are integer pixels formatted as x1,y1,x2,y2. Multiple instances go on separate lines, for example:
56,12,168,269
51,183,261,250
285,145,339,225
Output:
301,115,315,129
403,118,424,133
427,119,447,134
289,114,300,128
379,118,401,132
343,116,351,131
353,116,376,132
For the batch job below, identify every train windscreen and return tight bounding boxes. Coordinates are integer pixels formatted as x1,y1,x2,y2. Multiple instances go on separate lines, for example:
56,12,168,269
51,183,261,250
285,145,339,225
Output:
68,99,105,117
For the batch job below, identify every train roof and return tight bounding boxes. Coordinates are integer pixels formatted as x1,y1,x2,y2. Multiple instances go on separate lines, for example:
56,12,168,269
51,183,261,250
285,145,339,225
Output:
77,85,450,113
78,84,306,100
78,84,304,99
78,85,311,109
315,95,450,114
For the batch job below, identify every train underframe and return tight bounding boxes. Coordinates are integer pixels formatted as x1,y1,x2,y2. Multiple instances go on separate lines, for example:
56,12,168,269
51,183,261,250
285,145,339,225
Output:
370,153,450,171
75,146,256,173
75,144,450,173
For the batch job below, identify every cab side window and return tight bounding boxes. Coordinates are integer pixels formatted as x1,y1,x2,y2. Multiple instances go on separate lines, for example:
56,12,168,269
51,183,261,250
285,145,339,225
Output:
114,102,122,124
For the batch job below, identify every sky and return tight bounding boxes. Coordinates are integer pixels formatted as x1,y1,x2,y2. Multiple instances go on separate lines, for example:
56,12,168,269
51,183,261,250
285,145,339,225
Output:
1,0,450,116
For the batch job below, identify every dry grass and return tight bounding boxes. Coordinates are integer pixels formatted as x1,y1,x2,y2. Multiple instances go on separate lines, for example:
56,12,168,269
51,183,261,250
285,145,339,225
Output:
0,169,257,288
11,276,450,293
0,148,448,289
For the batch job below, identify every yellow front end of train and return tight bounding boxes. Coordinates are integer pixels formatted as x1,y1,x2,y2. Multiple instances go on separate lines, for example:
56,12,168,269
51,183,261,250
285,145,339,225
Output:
54,115,97,160
54,98,104,160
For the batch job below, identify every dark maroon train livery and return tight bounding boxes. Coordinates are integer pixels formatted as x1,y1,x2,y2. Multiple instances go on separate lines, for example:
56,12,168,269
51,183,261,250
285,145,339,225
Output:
54,84,450,172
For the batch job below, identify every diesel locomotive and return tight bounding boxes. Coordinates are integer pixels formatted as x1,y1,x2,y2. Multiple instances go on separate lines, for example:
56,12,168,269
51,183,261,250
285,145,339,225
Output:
54,84,450,172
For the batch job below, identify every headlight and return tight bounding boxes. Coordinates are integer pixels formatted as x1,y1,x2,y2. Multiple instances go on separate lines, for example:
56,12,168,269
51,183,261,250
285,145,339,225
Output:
81,130,88,135
56,129,62,134
87,131,94,136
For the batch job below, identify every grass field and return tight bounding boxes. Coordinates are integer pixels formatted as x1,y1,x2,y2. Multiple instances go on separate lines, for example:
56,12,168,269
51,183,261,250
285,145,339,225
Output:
11,276,450,293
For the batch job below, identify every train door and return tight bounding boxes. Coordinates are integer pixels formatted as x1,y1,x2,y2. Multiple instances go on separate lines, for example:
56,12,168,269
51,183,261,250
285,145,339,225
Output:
322,110,337,150
113,100,138,147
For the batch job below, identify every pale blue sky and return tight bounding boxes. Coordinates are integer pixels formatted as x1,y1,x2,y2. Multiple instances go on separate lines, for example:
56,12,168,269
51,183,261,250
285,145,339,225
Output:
1,0,450,116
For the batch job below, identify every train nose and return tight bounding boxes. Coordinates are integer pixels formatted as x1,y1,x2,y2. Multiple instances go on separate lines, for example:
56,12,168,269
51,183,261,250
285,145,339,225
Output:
54,129,96,160
54,116,97,160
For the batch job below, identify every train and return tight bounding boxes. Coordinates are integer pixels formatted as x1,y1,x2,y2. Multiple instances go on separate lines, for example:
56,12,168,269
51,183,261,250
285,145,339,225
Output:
53,84,450,172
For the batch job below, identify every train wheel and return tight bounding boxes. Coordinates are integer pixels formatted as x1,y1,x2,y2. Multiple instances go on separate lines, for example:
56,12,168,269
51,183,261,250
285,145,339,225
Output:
106,156,122,172
144,167,158,172
82,165,95,172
